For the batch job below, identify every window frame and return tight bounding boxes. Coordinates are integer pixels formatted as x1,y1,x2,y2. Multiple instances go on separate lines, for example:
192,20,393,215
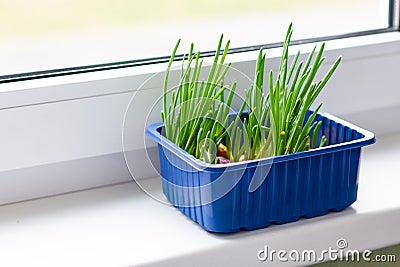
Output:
0,1,399,205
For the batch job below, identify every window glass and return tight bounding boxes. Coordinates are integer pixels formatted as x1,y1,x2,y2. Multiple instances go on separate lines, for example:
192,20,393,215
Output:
0,0,390,76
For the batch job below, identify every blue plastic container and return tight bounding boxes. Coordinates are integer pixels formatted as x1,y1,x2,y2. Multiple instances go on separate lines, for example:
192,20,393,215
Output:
146,110,375,232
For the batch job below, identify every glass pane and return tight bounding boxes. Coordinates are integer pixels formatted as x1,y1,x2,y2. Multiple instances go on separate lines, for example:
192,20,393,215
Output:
0,0,390,76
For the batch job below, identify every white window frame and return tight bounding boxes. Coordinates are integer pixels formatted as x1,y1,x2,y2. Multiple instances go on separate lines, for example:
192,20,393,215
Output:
0,9,399,205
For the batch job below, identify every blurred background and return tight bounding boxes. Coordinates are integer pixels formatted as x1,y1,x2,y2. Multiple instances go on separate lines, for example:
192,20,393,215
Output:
0,0,389,76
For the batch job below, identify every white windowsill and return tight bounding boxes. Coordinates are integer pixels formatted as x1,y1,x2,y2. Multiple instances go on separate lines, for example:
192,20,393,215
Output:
0,31,398,267
0,132,398,267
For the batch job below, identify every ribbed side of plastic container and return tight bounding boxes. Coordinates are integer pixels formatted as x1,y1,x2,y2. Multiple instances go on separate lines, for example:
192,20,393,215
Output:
147,111,375,233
